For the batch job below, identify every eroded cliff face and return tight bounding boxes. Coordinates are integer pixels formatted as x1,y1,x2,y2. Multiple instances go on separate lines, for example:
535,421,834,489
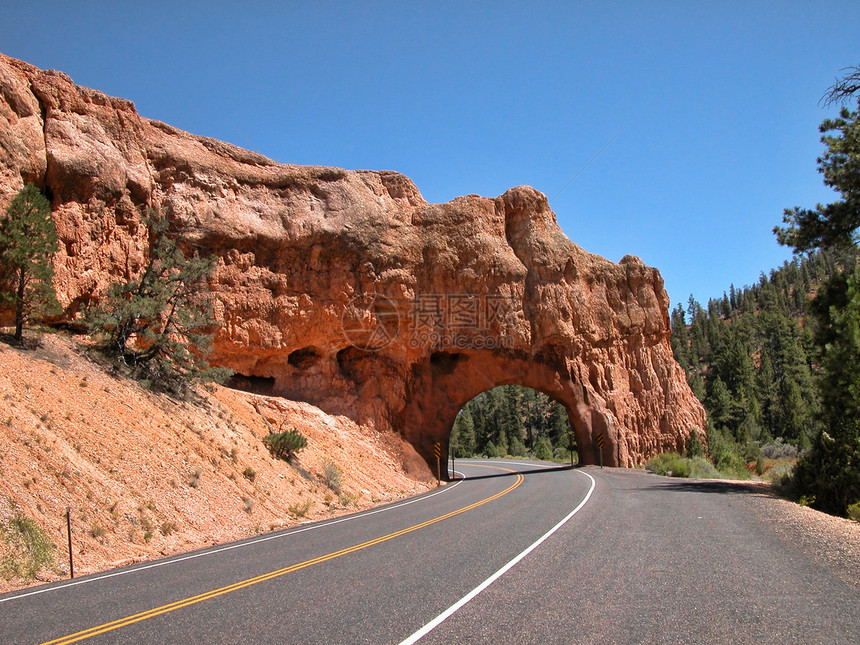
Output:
0,53,706,467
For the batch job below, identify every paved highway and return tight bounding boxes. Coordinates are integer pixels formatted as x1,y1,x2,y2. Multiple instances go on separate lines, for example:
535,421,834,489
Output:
1,460,857,644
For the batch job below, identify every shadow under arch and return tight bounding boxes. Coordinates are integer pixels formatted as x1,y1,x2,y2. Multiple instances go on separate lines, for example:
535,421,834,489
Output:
398,349,619,478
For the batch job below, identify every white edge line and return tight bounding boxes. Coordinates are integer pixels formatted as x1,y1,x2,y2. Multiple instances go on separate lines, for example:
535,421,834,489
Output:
397,470,596,645
0,471,467,604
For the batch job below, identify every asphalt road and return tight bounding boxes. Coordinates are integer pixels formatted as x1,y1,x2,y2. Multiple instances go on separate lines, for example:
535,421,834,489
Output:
1,461,857,644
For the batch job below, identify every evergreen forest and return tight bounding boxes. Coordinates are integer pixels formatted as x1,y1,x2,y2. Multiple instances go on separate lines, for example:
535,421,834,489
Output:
450,386,576,463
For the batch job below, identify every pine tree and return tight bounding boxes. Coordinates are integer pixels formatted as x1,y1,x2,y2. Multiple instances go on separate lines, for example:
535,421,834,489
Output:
793,267,860,513
86,209,229,393
508,435,527,457
451,406,477,457
0,184,60,341
533,435,553,461
670,303,691,369
705,376,738,436
774,80,860,514
547,399,574,454
775,98,860,252
453,385,576,462
687,296,708,364
466,391,492,454
711,330,756,411
758,312,817,445
756,347,779,440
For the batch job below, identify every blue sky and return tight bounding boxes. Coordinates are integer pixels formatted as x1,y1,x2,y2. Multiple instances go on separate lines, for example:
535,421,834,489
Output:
2,1,859,308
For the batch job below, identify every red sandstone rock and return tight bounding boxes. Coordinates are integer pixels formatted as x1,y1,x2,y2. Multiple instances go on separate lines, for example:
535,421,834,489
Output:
0,53,706,467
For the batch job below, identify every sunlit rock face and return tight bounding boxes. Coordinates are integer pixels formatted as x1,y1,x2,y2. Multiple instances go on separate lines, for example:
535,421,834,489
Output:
0,53,706,467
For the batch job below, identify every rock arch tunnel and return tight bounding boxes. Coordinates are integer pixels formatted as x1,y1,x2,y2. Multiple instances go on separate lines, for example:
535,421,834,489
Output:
0,55,706,475
400,350,617,475
199,186,708,475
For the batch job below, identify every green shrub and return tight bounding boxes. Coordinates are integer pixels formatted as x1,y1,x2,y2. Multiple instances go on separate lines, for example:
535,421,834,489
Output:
708,429,749,478
644,453,666,474
339,491,361,507
242,466,256,482
670,458,691,478
1,512,55,581
792,428,860,515
645,452,691,478
320,459,343,494
743,441,762,463
287,499,313,518
847,501,860,523
263,428,307,461
761,438,799,460
689,457,722,479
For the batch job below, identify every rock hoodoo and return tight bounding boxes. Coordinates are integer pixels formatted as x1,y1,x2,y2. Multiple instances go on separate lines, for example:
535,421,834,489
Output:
0,53,706,469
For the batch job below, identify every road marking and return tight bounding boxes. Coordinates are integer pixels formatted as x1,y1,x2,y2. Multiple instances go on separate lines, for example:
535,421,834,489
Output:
1,472,468,605
479,459,556,469
397,469,597,645
37,465,523,645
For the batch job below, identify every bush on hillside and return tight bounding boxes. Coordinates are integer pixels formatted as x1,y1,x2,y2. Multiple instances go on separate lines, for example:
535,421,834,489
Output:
263,428,307,461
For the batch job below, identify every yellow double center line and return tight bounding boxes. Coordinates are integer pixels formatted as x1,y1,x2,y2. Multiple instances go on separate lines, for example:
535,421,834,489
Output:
42,466,524,644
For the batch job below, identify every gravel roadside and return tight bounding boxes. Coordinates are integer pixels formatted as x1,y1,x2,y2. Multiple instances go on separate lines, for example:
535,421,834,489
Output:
714,480,860,590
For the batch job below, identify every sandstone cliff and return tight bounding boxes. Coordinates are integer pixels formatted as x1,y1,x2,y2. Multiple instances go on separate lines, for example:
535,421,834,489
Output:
0,53,706,467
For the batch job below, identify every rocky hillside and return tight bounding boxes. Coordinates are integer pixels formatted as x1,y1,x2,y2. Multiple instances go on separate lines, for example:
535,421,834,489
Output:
0,332,431,593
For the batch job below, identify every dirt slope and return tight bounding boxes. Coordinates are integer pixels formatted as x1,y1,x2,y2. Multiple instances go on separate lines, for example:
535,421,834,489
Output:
0,332,432,593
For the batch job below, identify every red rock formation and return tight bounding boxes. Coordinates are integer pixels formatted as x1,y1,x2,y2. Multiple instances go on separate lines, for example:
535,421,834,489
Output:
0,53,706,468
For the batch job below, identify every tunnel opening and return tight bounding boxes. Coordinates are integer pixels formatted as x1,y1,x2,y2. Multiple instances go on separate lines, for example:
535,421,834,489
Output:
401,350,611,478
449,385,578,465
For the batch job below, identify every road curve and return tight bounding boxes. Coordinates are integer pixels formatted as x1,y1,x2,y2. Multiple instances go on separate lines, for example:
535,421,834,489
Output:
1,462,857,644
